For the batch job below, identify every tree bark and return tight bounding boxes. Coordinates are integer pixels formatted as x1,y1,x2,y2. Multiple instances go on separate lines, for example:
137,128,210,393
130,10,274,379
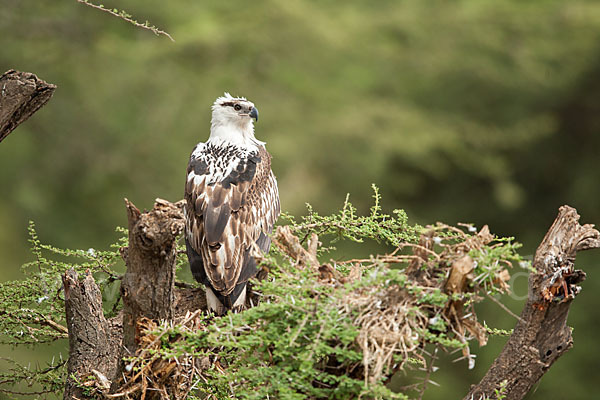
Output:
0,69,56,143
464,206,600,399
120,198,185,354
62,199,206,399
63,270,122,399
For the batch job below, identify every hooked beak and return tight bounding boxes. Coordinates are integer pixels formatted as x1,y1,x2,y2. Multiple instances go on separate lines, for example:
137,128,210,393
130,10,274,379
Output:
249,106,259,122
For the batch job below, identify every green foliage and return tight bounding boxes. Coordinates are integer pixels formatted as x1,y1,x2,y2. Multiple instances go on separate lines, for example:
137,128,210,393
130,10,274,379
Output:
493,380,509,400
0,223,126,397
134,192,522,399
0,192,526,399
283,186,421,248
168,267,405,399
482,321,513,337
469,237,523,294
0,357,65,398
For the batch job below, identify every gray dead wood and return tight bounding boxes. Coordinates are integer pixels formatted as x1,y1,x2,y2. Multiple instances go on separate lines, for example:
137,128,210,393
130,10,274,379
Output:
464,206,600,400
119,198,185,354
0,69,56,143
62,269,122,399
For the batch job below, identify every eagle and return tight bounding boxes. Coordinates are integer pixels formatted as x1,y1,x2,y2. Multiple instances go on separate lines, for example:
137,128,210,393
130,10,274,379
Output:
184,93,280,315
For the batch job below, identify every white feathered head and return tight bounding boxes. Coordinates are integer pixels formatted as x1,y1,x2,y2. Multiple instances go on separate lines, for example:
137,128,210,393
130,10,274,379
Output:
211,93,258,124
209,93,262,147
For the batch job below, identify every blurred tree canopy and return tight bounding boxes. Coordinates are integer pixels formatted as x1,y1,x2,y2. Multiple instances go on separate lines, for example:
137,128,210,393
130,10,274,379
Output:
1,0,600,398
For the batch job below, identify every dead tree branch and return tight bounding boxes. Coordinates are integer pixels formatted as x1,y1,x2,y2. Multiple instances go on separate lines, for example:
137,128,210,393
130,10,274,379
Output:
465,206,600,399
0,70,56,143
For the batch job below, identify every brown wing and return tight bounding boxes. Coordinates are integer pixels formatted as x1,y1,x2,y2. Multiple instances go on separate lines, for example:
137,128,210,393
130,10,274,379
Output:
185,146,279,297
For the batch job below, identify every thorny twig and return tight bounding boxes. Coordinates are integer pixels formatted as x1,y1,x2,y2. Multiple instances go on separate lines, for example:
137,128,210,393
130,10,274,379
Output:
76,0,175,42
417,346,439,400
485,292,523,322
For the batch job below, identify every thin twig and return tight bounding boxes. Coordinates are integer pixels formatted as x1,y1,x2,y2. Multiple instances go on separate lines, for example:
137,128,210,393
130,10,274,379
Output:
485,292,523,322
417,346,439,400
175,281,195,289
288,312,310,347
37,317,69,335
76,0,175,42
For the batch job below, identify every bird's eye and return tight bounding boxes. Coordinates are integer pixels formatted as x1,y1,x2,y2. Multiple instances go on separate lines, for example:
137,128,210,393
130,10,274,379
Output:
234,104,242,111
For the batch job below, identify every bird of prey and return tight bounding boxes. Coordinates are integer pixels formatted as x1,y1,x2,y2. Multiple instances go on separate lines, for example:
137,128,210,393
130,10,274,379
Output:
184,93,280,315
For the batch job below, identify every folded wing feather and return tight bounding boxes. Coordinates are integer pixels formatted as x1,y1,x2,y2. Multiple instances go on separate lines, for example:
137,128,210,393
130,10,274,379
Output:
185,145,278,297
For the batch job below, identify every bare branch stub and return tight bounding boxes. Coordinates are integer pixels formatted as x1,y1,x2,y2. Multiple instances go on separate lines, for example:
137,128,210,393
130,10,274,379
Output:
174,286,207,316
0,69,56,143
62,269,122,400
274,225,320,268
465,206,600,400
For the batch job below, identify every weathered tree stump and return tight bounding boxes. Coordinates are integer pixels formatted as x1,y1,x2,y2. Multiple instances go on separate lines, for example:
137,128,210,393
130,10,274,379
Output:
63,270,122,399
120,198,185,354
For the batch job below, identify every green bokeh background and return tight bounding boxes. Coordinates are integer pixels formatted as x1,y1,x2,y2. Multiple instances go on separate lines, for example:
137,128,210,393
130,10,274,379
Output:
1,0,599,398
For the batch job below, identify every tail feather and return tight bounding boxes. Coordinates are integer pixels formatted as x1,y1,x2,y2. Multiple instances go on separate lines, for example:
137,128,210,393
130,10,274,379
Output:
186,231,271,315
206,283,247,315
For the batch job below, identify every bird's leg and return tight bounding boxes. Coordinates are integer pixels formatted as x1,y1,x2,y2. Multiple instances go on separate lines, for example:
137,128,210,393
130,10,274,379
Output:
231,285,248,313
205,287,226,316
